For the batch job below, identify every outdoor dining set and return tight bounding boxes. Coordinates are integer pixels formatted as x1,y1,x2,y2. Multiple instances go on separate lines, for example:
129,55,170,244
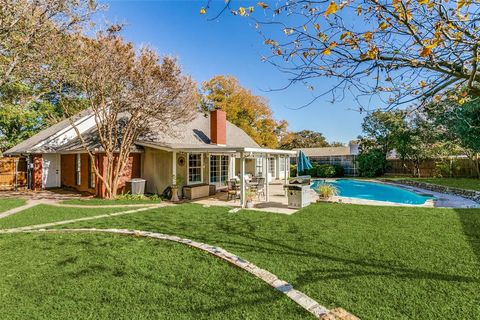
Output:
226,176,266,202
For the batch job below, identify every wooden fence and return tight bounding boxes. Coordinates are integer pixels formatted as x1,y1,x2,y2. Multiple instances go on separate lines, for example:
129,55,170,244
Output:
385,158,479,178
0,157,28,190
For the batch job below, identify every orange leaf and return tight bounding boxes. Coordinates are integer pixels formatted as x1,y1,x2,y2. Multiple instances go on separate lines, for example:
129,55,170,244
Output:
257,2,269,9
420,46,432,57
322,48,331,55
200,7,207,14
325,2,338,16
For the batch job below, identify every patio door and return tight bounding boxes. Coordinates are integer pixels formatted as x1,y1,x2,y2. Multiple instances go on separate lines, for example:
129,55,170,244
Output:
210,155,229,189
42,154,60,188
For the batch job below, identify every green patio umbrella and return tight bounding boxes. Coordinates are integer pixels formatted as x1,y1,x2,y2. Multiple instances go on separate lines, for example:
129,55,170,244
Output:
297,150,313,176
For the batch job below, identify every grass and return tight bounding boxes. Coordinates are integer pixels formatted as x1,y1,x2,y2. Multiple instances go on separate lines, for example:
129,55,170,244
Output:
62,198,162,205
0,232,310,319
0,198,26,213
404,177,480,191
0,205,127,229
52,203,480,320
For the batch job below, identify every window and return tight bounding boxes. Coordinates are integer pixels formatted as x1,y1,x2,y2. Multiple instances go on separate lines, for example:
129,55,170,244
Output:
269,158,275,175
75,154,81,185
88,156,95,189
279,157,286,172
188,153,202,184
255,158,263,176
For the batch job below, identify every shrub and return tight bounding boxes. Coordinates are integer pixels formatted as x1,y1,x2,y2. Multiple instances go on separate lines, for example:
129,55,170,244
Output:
290,164,297,177
357,149,387,177
317,183,338,199
316,164,336,177
333,164,344,177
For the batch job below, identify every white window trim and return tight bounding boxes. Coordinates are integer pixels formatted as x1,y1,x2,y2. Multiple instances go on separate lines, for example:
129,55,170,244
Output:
187,152,204,185
75,153,81,186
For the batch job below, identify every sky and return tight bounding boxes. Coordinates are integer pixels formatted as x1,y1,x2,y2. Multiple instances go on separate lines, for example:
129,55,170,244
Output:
100,0,366,144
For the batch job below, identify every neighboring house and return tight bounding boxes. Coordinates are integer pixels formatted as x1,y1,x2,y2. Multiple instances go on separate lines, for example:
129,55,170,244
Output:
292,141,360,176
4,109,294,202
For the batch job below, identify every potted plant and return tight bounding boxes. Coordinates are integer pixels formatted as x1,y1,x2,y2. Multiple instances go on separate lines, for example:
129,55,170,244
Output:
245,189,255,208
171,174,184,202
317,183,338,202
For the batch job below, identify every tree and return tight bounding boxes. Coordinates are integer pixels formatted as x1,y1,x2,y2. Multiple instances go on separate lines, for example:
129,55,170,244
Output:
424,98,480,177
201,75,287,148
360,110,408,156
62,32,198,198
0,0,97,89
279,130,329,149
202,0,480,109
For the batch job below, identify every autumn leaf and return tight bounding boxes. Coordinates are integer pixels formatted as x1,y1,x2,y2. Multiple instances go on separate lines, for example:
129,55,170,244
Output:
367,46,379,59
363,32,373,42
238,7,246,16
200,7,207,14
314,23,320,31
418,0,429,5
322,48,331,55
277,48,282,55
379,22,388,30
283,28,294,35
418,80,427,87
325,2,338,16
355,5,362,15
303,25,307,32
257,2,269,9
248,6,254,13
420,46,432,57
303,51,309,59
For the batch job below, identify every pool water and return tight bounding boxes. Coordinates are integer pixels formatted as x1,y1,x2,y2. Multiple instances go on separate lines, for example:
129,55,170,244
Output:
311,179,432,205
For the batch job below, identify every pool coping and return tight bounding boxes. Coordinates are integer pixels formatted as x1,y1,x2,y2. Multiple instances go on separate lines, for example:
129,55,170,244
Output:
312,178,479,208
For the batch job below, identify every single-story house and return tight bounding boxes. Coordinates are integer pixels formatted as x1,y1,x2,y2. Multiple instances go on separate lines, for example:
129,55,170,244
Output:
292,141,360,176
4,109,295,206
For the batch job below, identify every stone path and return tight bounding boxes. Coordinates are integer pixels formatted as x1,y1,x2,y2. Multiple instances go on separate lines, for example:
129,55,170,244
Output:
0,199,57,219
17,227,357,320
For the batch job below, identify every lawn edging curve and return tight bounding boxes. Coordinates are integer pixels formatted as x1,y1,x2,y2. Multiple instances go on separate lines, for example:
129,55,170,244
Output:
21,228,358,320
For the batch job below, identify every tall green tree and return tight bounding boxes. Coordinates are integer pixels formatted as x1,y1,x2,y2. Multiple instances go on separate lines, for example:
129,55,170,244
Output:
202,75,288,148
279,130,329,149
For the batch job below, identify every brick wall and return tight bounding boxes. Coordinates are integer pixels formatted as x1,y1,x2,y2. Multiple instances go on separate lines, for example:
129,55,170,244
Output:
61,153,141,197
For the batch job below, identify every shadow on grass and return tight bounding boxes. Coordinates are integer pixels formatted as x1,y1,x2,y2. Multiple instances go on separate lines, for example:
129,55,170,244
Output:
457,208,480,266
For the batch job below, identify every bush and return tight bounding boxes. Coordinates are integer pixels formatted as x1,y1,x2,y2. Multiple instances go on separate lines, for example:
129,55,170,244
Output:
316,164,336,177
317,183,338,199
290,164,297,177
357,149,387,177
333,164,344,177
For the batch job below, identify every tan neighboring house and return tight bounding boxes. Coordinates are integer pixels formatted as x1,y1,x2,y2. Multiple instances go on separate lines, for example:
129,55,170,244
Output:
4,109,295,205
293,141,360,176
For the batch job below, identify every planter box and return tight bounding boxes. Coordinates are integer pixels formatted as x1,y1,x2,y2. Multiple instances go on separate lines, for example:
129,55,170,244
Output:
183,184,210,200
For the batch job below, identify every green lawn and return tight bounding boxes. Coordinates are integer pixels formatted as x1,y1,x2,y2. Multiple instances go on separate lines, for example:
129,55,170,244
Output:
405,177,480,191
1,203,479,319
55,203,480,320
0,198,26,213
0,205,127,229
0,232,310,319
62,198,162,205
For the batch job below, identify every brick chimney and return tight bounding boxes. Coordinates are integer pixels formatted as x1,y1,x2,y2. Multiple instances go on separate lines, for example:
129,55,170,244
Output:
210,109,227,145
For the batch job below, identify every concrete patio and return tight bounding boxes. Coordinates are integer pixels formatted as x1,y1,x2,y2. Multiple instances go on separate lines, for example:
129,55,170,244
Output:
192,181,318,215
0,188,90,201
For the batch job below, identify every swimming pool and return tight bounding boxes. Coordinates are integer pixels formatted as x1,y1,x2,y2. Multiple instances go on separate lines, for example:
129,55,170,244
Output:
311,179,432,205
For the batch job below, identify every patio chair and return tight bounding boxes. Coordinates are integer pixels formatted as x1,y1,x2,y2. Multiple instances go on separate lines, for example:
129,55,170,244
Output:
227,180,240,202
254,177,266,200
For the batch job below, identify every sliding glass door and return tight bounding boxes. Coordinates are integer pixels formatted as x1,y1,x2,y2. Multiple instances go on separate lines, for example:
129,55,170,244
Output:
210,155,229,188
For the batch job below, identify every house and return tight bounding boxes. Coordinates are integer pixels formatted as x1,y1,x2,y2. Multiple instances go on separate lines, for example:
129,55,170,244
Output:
292,141,360,176
4,109,295,206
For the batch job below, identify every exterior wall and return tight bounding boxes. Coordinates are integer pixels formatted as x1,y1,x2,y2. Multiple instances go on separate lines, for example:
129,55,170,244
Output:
32,154,43,191
210,110,227,145
235,158,255,176
143,147,173,194
61,153,141,196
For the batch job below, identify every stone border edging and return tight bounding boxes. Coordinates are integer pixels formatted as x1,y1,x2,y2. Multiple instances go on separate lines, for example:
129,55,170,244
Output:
18,228,358,320
383,179,480,204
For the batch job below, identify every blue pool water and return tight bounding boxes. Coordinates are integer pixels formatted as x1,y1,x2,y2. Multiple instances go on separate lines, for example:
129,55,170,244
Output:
311,179,432,205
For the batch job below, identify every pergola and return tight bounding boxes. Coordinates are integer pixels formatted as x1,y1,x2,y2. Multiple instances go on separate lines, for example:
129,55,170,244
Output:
164,145,297,208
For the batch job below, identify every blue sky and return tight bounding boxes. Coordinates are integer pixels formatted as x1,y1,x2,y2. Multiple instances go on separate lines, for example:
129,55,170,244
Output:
100,0,366,143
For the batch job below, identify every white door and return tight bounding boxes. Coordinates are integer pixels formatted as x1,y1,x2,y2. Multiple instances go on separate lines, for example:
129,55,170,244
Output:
42,154,61,188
